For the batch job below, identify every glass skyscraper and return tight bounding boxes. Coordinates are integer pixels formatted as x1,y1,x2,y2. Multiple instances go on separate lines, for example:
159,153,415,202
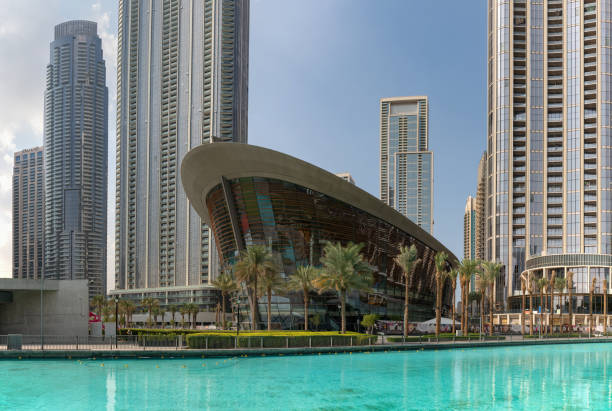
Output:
44,21,108,300
113,0,249,305
380,96,433,234
13,147,44,280
487,0,612,309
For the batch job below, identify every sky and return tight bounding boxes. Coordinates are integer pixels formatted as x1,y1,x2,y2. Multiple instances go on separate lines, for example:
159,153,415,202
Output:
0,0,487,286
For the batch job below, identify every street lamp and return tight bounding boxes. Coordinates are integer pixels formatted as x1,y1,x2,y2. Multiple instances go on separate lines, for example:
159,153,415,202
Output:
114,296,119,348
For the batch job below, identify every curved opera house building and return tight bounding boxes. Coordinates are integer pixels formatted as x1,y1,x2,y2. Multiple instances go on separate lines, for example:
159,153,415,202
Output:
181,143,457,331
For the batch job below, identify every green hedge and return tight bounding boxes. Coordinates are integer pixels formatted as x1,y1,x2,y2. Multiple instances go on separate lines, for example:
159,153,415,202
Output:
524,333,585,339
387,335,505,343
119,328,208,336
185,332,375,349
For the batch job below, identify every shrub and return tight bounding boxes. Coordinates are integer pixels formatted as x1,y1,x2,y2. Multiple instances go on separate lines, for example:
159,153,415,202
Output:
185,332,376,349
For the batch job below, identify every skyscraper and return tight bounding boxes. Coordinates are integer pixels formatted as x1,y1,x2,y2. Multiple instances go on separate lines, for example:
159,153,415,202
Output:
380,96,433,233
475,151,487,261
44,21,108,299
487,0,612,309
13,147,44,280
113,0,249,305
464,196,477,261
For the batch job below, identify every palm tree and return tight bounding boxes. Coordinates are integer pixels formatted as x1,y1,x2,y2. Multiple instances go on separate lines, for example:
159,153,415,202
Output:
102,300,114,323
212,271,239,330
445,268,459,334
234,245,276,330
536,277,548,336
481,261,502,336
141,297,159,327
590,277,597,334
604,278,609,336
520,276,526,336
394,245,420,337
180,305,189,328
433,251,449,337
314,242,373,334
287,265,318,331
118,300,135,328
566,271,574,333
152,306,162,328
167,304,178,328
548,270,556,334
526,276,534,336
467,291,481,329
554,277,566,335
183,303,199,329
477,276,489,335
258,262,282,331
91,295,106,320
458,259,479,335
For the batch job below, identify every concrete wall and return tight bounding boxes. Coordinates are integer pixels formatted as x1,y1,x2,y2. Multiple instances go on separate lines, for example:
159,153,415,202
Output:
0,280,88,336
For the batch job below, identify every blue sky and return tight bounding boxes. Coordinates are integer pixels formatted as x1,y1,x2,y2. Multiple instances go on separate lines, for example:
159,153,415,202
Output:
0,0,486,279
249,0,487,260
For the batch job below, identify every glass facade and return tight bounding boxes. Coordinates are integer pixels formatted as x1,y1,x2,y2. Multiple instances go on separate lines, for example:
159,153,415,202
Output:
488,0,612,308
44,21,107,300
380,97,434,234
12,147,44,280
114,0,249,295
206,177,452,330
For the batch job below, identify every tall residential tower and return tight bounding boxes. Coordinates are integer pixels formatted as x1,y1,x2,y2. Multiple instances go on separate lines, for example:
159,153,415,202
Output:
13,147,44,280
380,96,433,234
464,196,477,260
487,0,612,309
113,0,249,306
44,21,108,299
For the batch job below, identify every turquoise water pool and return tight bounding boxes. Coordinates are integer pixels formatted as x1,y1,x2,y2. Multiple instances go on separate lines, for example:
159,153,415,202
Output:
1,343,612,410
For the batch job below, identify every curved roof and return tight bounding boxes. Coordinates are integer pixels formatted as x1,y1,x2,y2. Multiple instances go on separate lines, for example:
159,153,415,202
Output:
181,143,457,263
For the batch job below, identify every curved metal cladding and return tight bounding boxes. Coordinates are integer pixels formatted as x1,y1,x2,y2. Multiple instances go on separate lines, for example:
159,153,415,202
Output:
182,143,458,327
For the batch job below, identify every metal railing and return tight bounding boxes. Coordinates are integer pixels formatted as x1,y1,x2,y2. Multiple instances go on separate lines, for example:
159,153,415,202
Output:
0,335,185,351
1,333,611,352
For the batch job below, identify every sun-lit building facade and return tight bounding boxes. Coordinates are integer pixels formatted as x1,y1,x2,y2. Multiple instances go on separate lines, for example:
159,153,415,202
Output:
487,0,612,312
114,0,249,305
380,96,433,234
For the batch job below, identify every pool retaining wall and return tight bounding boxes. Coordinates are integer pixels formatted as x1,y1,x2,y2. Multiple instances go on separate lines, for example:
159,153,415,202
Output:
3,337,612,359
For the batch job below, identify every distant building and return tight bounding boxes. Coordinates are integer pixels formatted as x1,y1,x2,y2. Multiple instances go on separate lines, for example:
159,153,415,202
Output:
464,196,476,261
335,172,355,185
113,0,249,306
464,195,478,293
44,21,108,300
380,96,433,234
12,147,44,280
475,152,487,261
